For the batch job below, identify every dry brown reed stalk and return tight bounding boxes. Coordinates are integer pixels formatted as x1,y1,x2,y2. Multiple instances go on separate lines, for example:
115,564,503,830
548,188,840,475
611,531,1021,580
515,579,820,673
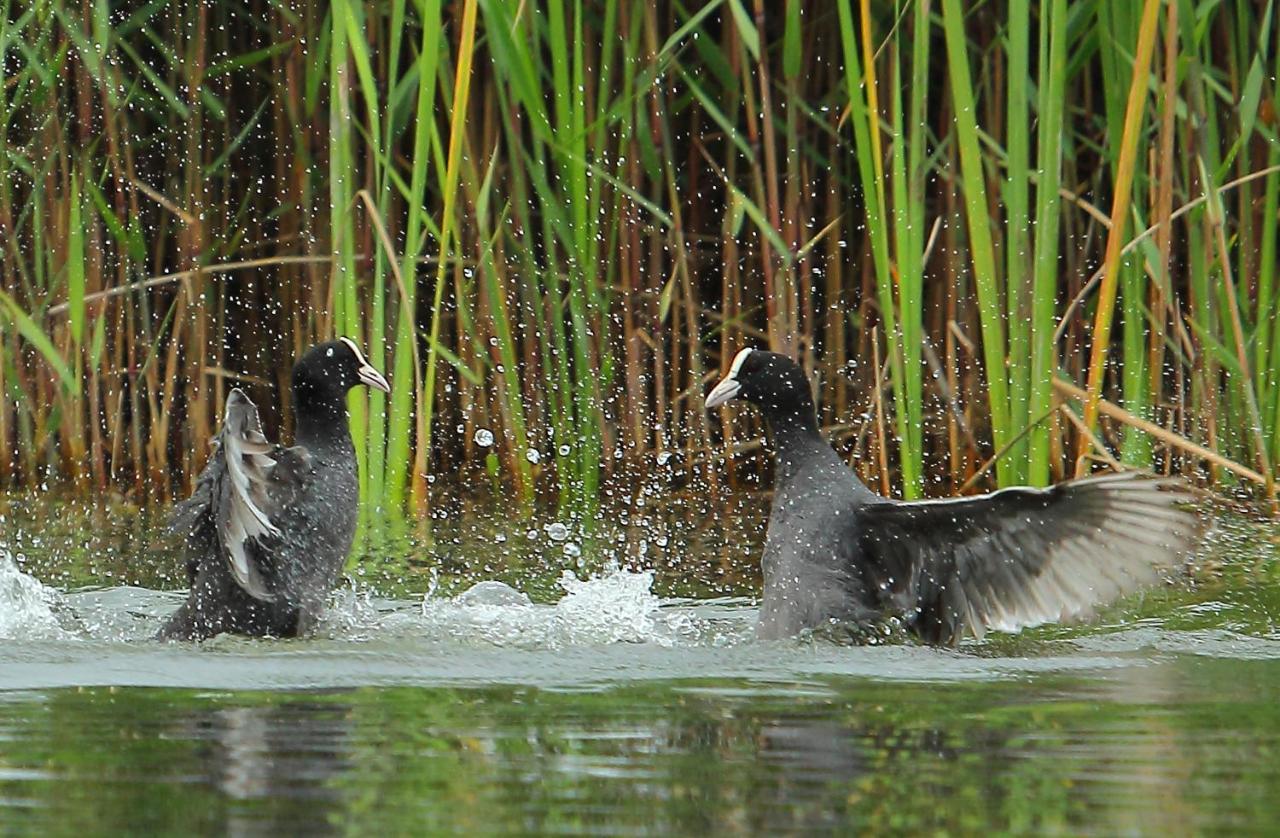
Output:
1053,378,1265,487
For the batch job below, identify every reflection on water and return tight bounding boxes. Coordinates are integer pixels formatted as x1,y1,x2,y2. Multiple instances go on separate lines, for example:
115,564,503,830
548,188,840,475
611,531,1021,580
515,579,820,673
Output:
2,664,1279,833
0,492,1278,831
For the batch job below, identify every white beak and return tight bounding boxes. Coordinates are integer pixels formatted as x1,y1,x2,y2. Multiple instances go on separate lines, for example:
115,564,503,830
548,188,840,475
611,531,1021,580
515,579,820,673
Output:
339,336,391,393
705,347,754,409
705,375,742,408
358,364,391,393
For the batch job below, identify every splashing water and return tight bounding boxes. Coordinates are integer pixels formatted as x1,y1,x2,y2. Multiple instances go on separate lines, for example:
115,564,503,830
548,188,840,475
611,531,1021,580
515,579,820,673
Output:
0,548,77,640
416,563,705,649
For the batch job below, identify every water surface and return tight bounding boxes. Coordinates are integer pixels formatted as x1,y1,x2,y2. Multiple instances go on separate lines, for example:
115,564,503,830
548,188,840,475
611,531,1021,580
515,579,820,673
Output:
1,493,1278,833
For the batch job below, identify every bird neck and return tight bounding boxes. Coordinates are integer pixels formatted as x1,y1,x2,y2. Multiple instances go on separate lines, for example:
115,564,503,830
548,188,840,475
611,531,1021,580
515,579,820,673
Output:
292,386,352,450
762,400,827,479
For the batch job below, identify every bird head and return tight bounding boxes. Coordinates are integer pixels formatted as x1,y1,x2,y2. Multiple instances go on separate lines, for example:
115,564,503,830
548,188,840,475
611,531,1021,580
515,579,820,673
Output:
705,348,813,417
292,337,391,398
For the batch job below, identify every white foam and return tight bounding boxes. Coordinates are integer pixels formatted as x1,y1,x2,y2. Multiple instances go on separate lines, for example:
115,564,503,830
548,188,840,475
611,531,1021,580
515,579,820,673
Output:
0,548,77,641
314,581,384,640
414,564,705,649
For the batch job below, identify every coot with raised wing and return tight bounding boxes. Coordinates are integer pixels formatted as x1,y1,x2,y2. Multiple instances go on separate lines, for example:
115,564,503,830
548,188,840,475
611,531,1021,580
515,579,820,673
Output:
705,348,1201,645
159,338,390,640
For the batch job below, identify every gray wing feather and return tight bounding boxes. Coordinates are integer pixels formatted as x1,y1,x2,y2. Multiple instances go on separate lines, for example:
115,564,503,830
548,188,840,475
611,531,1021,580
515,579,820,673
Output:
170,388,312,602
855,473,1203,645
217,389,281,599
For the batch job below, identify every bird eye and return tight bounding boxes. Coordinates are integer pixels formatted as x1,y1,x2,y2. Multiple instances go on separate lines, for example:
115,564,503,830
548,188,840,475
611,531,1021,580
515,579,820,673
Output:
327,348,334,357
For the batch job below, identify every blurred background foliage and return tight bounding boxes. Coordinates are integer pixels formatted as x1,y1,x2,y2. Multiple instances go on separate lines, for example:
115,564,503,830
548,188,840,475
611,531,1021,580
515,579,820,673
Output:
1,0,1278,519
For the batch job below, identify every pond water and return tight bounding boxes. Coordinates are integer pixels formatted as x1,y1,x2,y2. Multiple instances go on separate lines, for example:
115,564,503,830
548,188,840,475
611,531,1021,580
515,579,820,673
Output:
1,492,1279,833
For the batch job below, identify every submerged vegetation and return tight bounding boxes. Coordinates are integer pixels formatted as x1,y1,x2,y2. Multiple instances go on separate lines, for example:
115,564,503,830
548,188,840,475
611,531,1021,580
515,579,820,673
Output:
0,0,1278,516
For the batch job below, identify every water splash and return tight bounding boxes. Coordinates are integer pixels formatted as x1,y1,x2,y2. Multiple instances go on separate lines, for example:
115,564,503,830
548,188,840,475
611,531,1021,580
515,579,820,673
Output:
0,548,78,640
553,566,662,642
415,563,706,649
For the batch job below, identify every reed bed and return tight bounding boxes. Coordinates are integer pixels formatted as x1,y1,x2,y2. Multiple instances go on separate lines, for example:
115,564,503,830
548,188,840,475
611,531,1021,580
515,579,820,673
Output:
1,0,1278,519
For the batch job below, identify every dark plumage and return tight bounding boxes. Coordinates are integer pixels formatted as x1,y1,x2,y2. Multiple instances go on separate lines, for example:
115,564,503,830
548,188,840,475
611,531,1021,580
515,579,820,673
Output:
159,338,390,640
706,348,1202,645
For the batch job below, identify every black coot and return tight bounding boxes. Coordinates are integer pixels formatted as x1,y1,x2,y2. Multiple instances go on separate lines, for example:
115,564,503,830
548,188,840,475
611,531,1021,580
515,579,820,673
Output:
705,348,1202,645
159,338,390,640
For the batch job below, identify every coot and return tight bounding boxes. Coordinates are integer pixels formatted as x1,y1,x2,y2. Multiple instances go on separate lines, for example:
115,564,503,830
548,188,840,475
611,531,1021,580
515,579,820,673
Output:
706,348,1201,645
159,338,390,640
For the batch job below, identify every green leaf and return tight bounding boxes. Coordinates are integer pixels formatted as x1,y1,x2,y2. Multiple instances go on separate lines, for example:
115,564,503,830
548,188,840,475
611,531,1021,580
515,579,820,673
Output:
88,307,107,368
658,267,678,323
206,39,297,78
727,189,746,237
118,0,169,36
1239,53,1264,139
203,97,271,177
783,0,803,79
67,171,85,345
341,0,383,154
727,0,759,60
126,214,147,264
658,0,725,58
91,0,111,58
0,290,77,393
419,329,482,386
305,13,332,116
51,6,113,106
678,64,755,160
83,176,132,261
726,179,790,264
114,36,189,119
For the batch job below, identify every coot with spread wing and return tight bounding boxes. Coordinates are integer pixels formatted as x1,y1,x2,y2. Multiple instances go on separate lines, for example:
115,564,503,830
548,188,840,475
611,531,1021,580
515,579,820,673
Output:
159,338,389,640
705,348,1202,645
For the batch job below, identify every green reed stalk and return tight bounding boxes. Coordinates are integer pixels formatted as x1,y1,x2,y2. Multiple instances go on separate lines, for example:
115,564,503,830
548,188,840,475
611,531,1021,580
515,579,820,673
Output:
420,0,479,510
343,0,388,510
1241,3,1280,470
470,158,535,508
328,0,367,499
880,0,929,498
1027,0,1068,486
483,0,627,515
385,0,443,512
1077,0,1160,471
901,0,930,495
480,0,571,510
1004,0,1031,484
1257,173,1278,443
836,0,922,498
940,0,1013,484
548,0,597,511
1262,124,1280,463
1096,2,1152,468
486,59,570,497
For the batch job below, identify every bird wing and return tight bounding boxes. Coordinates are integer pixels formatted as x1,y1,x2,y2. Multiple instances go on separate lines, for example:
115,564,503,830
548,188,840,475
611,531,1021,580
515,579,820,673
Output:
853,472,1202,645
169,388,313,601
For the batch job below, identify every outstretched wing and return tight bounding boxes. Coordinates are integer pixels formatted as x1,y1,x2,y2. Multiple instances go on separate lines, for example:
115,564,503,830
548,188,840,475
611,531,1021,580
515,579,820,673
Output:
169,388,313,601
854,472,1202,645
